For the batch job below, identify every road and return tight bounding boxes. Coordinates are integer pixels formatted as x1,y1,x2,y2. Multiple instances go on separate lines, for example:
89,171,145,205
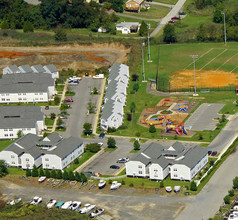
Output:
63,78,103,138
176,144,238,220
151,0,187,37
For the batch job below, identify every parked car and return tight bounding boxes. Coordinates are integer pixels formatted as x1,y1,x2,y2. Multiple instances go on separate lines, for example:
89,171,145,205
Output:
59,115,68,119
47,199,57,209
90,208,104,218
69,76,81,81
65,97,73,102
79,203,96,214
45,106,49,110
60,111,68,115
61,201,72,209
169,20,175,24
56,126,65,130
117,158,129,163
98,142,103,147
99,133,105,138
70,201,81,211
110,165,120,169
211,151,217,156
208,150,212,156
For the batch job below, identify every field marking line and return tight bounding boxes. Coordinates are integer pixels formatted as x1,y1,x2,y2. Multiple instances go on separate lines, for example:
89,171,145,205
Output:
231,65,238,73
183,48,214,70
216,52,238,71
199,49,228,71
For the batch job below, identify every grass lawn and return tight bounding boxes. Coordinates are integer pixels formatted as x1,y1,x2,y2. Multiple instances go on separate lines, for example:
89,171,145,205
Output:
0,140,14,151
56,85,65,92
64,150,95,172
104,147,118,151
45,118,54,126
65,91,75,96
8,168,25,175
130,149,140,153
153,0,178,4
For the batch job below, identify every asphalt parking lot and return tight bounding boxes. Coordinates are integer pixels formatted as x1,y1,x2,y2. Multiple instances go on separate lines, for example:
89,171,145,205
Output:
184,103,225,131
62,77,103,138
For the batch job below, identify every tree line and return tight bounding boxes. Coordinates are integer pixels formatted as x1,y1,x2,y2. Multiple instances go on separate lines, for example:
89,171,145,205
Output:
0,0,122,34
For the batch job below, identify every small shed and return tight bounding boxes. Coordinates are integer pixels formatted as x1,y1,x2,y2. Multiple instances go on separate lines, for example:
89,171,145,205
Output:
236,85,238,95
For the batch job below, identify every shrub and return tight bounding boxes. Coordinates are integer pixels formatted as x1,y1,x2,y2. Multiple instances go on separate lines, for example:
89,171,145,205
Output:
233,176,238,189
56,170,62,179
132,74,139,81
63,170,69,180
107,137,116,148
190,181,197,191
129,183,134,187
224,195,230,204
121,180,125,185
75,171,81,182
149,125,156,133
31,165,38,177
26,168,31,177
69,171,75,181
80,173,87,182
55,28,67,41
51,170,57,178
39,167,44,177
118,124,128,130
229,189,235,197
107,127,117,133
74,158,79,164
134,140,140,151
160,181,164,188
1,20,9,29
108,179,112,184
85,143,101,153
23,21,34,33
45,169,51,178
127,113,132,121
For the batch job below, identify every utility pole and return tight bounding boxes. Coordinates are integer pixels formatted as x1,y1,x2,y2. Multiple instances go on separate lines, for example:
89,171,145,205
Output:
147,24,151,62
221,9,227,46
142,42,145,81
190,55,198,96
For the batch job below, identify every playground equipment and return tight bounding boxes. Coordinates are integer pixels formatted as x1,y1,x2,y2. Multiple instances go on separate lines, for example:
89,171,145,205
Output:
182,126,187,135
178,103,189,112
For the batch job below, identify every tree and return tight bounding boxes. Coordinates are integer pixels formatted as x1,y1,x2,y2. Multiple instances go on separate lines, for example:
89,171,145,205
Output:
51,170,56,178
163,24,177,43
1,20,9,29
87,101,96,113
39,167,44,177
74,158,79,164
107,137,116,148
50,113,56,120
135,132,141,138
130,102,136,113
134,140,140,151
45,169,51,178
190,181,197,191
63,170,69,180
26,168,31,177
233,176,238,189
221,114,226,123
93,87,98,94
160,181,164,188
224,195,230,204
213,4,224,23
17,130,23,138
149,125,156,133
0,160,8,177
132,74,139,82
57,118,63,126
69,171,75,181
54,96,60,105
75,171,81,182
127,113,132,121
228,189,235,197
198,133,203,140
55,28,67,41
80,172,87,182
139,21,147,36
85,143,101,153
83,123,92,135
23,21,34,33
133,83,139,92
112,0,124,12
56,170,62,179
31,165,38,177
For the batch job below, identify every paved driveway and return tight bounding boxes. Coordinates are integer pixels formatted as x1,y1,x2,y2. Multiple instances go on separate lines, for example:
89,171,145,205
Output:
62,78,103,138
184,103,225,131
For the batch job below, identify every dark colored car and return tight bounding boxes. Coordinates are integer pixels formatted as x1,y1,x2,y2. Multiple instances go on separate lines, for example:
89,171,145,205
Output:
45,106,49,110
60,111,68,115
211,151,217,156
208,150,212,156
110,165,120,169
65,97,73,102
56,126,65,130
99,133,105,138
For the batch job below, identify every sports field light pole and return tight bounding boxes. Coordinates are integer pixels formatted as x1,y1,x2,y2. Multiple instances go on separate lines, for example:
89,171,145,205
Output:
221,9,227,46
142,42,146,81
190,55,198,96
147,24,151,62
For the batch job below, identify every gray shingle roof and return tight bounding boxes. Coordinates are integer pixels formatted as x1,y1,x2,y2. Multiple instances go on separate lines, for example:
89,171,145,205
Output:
131,142,206,169
8,65,20,73
0,106,43,129
31,64,45,73
101,100,115,120
44,64,58,73
0,72,54,93
19,65,32,73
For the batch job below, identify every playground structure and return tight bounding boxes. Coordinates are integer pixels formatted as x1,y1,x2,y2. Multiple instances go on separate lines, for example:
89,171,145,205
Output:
138,99,198,136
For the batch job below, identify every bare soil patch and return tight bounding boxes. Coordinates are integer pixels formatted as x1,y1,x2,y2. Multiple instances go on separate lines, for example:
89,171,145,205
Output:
0,43,130,71
170,70,238,89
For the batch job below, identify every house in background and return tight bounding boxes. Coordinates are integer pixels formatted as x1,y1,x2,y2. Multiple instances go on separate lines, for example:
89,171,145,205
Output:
126,142,208,181
100,63,129,130
0,106,45,139
125,0,145,12
0,72,56,103
116,22,141,34
0,133,84,170
2,64,59,79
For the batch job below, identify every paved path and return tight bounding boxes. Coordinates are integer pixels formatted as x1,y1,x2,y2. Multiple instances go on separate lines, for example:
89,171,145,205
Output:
24,0,40,4
176,145,238,220
151,0,187,37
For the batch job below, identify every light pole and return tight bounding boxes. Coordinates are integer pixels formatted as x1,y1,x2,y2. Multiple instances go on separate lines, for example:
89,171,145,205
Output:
190,55,198,95
147,24,151,62
142,42,145,81
221,9,227,46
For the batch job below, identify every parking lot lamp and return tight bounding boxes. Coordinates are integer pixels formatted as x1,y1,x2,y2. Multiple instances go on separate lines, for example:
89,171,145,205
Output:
147,24,151,62
190,55,198,95
142,42,145,81
221,9,227,46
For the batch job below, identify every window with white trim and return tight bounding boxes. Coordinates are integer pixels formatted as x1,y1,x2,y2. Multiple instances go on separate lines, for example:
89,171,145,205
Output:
139,171,142,174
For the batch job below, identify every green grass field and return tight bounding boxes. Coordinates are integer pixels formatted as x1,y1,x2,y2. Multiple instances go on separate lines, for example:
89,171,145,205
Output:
0,140,14,151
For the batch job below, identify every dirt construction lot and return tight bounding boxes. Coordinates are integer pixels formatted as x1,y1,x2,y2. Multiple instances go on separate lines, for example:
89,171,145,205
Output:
170,70,238,89
0,43,130,71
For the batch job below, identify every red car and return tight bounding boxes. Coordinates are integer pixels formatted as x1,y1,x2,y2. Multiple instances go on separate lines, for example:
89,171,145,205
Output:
65,97,73,102
211,151,217,156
